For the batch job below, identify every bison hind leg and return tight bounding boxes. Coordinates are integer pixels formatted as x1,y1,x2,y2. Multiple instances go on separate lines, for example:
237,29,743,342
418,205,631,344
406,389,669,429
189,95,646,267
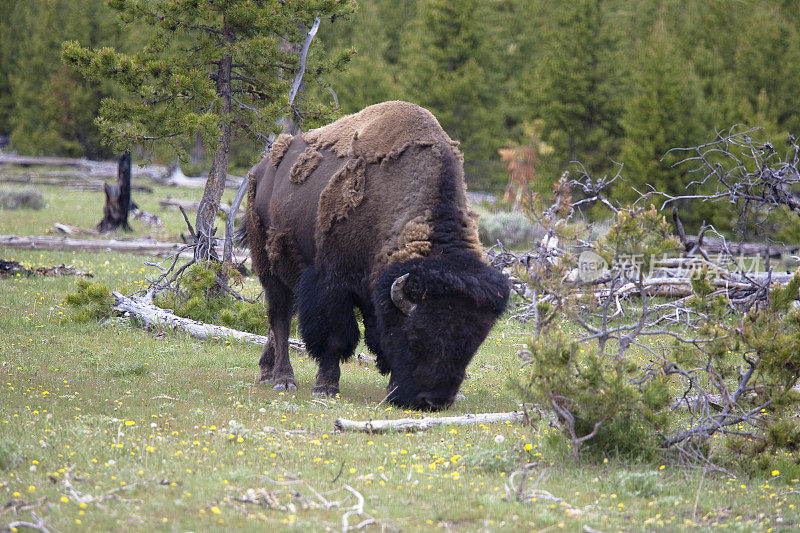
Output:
264,277,297,392
297,267,360,397
256,329,276,383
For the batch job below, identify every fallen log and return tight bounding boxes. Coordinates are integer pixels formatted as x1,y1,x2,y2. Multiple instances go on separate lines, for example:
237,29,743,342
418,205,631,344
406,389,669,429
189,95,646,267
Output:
0,235,188,255
0,235,249,263
159,198,232,212
112,291,305,351
0,153,168,180
608,271,797,299
0,259,92,278
334,411,526,434
157,165,244,189
0,175,153,192
683,236,797,258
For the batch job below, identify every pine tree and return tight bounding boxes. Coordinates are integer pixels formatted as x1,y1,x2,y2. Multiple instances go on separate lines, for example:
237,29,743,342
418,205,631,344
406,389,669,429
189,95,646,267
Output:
0,0,20,137
614,13,705,219
315,0,414,112
520,0,629,188
6,0,121,157
64,0,354,261
399,0,504,187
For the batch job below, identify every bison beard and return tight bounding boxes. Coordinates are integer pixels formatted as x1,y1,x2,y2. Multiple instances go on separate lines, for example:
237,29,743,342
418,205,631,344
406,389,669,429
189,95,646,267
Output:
245,101,509,410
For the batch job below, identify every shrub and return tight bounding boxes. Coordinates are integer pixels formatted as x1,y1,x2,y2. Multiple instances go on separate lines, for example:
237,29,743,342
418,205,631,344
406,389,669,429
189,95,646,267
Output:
65,279,114,322
156,262,269,335
511,162,800,470
0,188,44,210
478,210,542,249
516,330,670,460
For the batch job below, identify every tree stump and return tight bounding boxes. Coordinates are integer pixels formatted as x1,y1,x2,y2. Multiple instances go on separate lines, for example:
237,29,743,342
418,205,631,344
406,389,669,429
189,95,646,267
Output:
97,151,134,232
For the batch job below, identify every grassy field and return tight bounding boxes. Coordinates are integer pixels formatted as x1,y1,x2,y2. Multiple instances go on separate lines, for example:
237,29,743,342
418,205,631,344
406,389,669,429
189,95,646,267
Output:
1,183,799,531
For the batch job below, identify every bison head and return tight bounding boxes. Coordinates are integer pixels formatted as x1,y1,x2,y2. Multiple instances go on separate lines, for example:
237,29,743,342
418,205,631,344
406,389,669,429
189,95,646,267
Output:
373,254,510,410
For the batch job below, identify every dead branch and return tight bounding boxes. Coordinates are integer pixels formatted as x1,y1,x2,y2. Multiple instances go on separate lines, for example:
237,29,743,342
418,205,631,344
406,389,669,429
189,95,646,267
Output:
112,291,305,351
3,516,50,533
62,464,145,505
1,234,184,255
334,411,525,434
0,259,92,278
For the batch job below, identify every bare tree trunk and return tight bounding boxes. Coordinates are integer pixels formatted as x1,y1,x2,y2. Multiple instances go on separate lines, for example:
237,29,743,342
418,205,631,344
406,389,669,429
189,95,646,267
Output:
97,151,133,232
195,46,232,262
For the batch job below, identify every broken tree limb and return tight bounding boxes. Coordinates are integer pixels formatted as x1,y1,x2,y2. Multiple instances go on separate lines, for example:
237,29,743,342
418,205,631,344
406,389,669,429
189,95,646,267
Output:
112,291,305,351
334,411,526,434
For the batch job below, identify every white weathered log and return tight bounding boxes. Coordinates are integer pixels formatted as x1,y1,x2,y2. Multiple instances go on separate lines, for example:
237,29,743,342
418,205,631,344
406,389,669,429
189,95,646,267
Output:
610,272,797,298
0,234,187,255
112,292,305,351
161,165,243,189
0,235,249,264
159,198,231,212
0,153,168,180
334,411,525,434
0,175,153,192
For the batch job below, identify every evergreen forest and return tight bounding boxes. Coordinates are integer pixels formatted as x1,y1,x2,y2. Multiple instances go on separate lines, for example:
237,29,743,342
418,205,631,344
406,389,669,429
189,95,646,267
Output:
1,0,798,210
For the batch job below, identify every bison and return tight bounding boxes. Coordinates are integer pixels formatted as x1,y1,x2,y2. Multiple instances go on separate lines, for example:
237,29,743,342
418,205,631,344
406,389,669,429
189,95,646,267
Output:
243,101,509,410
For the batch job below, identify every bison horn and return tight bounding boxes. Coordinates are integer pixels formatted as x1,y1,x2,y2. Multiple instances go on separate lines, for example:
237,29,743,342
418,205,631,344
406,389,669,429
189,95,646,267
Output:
390,273,416,315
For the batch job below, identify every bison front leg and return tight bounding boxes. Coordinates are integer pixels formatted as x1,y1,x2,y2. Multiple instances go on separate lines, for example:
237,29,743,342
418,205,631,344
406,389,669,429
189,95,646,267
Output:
265,279,297,391
297,270,359,397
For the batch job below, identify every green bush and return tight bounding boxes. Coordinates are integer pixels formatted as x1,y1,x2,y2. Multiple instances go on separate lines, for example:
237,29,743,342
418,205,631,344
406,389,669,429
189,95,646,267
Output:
478,210,541,249
516,331,670,460
65,279,113,322
0,188,44,210
156,262,269,335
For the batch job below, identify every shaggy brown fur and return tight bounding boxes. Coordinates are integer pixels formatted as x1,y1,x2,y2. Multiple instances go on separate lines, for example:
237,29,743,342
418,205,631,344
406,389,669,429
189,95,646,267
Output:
289,147,322,184
378,211,433,266
265,229,304,287
303,101,460,163
270,133,294,168
246,159,272,280
461,209,484,258
316,156,366,234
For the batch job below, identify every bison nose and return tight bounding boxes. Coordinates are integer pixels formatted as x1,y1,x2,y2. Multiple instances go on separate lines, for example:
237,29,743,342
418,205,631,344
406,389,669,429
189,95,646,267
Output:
416,392,451,411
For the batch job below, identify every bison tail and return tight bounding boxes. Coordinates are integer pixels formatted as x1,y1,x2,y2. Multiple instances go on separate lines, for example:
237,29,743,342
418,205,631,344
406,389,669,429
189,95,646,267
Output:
234,223,249,249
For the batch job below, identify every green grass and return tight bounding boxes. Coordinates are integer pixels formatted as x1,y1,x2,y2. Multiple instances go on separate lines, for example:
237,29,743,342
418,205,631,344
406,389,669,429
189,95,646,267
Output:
1,182,799,531
0,180,240,240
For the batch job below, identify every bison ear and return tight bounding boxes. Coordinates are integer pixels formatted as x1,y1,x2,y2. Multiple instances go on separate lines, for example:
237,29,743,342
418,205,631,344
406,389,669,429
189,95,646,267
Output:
390,273,417,315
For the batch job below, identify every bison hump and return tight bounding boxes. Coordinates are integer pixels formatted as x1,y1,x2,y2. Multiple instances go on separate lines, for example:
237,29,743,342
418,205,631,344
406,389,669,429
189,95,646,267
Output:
302,101,459,163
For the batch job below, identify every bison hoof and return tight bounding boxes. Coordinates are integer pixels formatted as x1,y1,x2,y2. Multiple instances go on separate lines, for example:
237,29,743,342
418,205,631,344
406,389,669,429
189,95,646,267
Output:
311,385,339,398
272,380,297,392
